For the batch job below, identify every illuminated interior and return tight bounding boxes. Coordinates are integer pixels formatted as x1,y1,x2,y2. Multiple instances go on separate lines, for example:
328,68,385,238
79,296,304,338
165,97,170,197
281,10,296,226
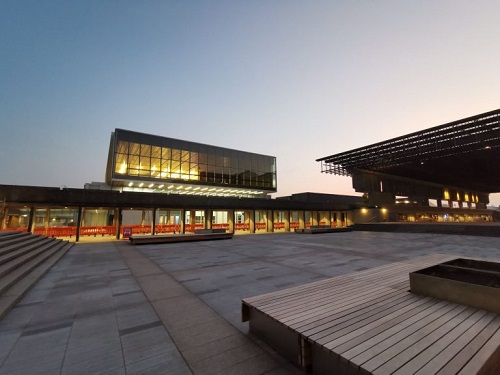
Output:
106,129,277,198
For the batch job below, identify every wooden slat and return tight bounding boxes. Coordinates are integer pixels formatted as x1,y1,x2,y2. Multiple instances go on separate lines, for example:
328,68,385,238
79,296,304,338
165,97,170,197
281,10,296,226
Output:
415,311,498,375
436,315,500,375
243,254,500,374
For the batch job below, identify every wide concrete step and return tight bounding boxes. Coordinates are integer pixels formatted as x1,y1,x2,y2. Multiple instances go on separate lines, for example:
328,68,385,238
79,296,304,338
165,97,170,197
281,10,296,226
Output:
0,231,33,246
0,238,59,278
0,231,73,319
0,231,25,238
0,235,49,260
0,242,73,319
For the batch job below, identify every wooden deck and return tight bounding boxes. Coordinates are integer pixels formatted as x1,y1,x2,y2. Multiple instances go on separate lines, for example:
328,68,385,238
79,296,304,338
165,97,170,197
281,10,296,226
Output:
129,232,233,245
242,254,500,375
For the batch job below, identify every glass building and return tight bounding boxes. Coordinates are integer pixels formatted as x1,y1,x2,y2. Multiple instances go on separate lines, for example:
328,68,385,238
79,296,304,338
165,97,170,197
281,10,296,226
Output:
105,129,277,198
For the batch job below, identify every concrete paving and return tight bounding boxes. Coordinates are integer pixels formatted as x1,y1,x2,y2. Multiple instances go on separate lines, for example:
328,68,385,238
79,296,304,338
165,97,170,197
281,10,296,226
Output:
0,231,499,374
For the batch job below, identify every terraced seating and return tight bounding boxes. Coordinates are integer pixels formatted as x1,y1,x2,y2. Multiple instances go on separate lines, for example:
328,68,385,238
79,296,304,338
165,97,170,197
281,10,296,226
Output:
0,230,73,319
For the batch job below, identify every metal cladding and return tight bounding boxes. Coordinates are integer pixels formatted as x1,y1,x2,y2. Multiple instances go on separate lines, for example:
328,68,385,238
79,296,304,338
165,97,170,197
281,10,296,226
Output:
317,109,500,192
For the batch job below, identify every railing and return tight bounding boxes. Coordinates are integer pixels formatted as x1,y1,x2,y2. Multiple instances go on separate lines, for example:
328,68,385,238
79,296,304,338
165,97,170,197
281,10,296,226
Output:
80,226,115,237
184,224,205,233
34,226,77,237
234,223,250,230
120,225,152,235
155,224,181,233
212,223,230,230
255,222,266,230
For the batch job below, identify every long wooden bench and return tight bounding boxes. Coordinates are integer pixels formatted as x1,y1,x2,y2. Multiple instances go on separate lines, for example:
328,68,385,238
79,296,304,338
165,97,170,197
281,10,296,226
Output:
295,226,353,234
129,232,233,245
242,254,500,374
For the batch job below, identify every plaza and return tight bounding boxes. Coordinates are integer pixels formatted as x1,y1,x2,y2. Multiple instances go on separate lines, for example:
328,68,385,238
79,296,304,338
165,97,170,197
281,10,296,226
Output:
0,231,499,374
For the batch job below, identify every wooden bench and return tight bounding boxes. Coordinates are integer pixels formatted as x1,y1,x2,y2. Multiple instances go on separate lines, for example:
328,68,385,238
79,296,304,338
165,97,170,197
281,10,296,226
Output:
295,226,353,234
129,232,233,245
242,254,500,374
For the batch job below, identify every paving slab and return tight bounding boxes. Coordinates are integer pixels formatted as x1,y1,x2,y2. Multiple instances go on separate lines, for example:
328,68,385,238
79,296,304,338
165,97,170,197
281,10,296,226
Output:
1,231,499,374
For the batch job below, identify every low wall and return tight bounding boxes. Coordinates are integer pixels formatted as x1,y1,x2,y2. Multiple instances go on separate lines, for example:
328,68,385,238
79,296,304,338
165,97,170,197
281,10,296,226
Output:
353,223,500,237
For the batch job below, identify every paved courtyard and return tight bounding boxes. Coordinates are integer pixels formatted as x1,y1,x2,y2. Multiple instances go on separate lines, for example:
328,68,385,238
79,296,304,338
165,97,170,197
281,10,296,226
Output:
0,231,499,375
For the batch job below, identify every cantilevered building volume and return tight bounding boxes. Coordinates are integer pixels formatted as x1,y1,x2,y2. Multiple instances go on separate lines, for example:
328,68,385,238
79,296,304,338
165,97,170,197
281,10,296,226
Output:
317,109,500,222
103,128,277,198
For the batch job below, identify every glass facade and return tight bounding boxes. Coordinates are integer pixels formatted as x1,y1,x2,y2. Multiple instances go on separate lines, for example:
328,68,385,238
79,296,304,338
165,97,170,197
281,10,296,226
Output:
107,129,277,196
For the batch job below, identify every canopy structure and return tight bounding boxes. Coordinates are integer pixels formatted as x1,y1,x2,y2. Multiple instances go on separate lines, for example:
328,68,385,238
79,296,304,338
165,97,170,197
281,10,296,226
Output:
317,109,500,193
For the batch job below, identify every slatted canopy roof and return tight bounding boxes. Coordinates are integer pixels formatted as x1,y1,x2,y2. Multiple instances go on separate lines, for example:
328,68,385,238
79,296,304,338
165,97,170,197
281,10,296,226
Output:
317,109,500,193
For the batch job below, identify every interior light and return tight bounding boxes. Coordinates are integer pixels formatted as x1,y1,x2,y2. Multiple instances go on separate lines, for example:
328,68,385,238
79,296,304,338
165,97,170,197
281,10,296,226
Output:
176,186,182,190
193,187,200,190
167,185,174,189
128,182,133,187
185,186,192,190
149,183,154,188
139,183,144,187
158,185,164,189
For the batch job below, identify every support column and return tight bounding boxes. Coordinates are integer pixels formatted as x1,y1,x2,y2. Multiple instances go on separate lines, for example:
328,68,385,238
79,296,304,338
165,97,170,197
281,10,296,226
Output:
152,208,157,236
206,210,212,230
27,206,35,234
117,208,123,239
76,206,83,242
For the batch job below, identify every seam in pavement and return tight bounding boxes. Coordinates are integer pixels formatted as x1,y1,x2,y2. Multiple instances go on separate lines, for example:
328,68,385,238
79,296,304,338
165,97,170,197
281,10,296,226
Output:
116,242,295,375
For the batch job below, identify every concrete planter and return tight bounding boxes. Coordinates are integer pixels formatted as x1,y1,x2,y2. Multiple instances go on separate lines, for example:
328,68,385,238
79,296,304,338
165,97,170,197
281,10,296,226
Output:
410,258,500,313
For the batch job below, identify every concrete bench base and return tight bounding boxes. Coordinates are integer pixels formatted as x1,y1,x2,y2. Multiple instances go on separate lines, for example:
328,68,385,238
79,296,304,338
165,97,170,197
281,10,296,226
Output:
295,226,353,234
129,232,233,245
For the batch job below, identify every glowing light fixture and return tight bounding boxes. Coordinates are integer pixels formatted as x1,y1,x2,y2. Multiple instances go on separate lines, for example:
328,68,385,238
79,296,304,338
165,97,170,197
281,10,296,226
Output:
149,183,154,188
139,183,144,187
128,182,133,187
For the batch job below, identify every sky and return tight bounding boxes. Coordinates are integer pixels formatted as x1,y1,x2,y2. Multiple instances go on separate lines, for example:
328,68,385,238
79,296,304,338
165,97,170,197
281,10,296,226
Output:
1,0,499,206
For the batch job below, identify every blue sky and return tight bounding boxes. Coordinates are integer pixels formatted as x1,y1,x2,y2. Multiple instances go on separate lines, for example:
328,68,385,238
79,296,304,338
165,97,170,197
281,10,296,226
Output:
1,1,499,205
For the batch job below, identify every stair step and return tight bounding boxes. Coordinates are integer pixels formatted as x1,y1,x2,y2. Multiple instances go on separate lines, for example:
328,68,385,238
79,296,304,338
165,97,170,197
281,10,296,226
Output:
0,231,25,238
0,241,69,295
0,238,59,279
0,236,48,259
0,242,73,319
0,231,32,246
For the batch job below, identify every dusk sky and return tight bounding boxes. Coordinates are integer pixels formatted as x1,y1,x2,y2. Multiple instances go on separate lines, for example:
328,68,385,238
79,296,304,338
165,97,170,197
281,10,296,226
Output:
1,1,499,205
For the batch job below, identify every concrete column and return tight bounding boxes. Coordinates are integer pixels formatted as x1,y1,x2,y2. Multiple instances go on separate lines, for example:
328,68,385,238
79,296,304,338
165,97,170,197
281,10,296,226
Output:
76,206,83,242
27,206,35,233
206,209,212,229
152,208,157,235
116,208,122,239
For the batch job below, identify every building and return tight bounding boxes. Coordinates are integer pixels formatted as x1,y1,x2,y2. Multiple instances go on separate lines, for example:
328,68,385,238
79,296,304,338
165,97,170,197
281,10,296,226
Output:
2,110,499,241
317,109,500,223
0,129,360,240
97,128,277,199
